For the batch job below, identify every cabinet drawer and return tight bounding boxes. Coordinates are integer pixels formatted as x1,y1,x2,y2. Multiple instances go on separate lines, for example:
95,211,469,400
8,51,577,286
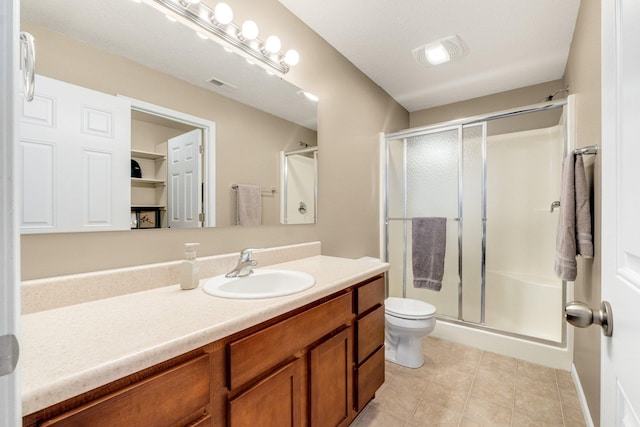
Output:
228,292,353,390
356,304,384,364
41,354,210,427
356,347,385,411
355,276,384,315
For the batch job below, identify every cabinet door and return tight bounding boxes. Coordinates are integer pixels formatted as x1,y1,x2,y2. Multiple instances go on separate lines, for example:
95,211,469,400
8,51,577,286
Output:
229,359,303,427
309,328,353,427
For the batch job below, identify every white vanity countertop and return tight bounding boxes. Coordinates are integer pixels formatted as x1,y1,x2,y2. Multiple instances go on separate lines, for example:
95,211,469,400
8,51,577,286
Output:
21,255,389,415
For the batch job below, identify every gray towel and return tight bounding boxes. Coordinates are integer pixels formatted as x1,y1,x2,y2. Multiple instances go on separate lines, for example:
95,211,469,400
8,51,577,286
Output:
412,217,447,291
554,154,593,281
236,184,261,226
575,155,594,258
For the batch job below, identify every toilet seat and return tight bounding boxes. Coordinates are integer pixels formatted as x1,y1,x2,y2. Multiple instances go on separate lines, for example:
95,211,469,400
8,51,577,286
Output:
385,297,436,320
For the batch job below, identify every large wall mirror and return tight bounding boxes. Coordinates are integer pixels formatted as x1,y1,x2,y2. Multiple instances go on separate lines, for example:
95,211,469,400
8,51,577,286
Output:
19,0,318,232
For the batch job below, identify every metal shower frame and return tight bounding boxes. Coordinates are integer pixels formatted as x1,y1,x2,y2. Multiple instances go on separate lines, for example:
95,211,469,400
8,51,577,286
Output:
383,98,570,347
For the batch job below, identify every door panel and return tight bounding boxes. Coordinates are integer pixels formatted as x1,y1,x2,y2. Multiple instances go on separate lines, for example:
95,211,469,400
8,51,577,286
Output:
601,0,640,425
19,74,131,233
1,1,21,425
167,129,201,228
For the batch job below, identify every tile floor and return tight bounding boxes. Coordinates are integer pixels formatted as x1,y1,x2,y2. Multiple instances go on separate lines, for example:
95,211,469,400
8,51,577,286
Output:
353,337,587,427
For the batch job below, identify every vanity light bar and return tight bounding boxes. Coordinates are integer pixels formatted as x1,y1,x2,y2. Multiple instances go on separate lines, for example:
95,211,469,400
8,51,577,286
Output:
144,0,294,74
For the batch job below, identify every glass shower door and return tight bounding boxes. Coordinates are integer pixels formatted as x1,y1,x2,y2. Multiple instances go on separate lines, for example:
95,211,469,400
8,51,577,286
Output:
386,126,462,320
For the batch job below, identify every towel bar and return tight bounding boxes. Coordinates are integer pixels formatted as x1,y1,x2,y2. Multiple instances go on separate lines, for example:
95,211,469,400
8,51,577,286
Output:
574,145,599,155
231,184,276,194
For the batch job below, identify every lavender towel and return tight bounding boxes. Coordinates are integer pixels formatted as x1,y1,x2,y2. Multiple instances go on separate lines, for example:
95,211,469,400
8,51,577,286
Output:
236,184,262,226
554,154,593,281
412,217,447,291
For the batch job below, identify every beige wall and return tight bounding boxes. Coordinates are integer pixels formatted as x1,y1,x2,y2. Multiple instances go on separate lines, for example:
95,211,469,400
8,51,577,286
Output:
563,0,602,424
20,0,409,280
410,80,567,128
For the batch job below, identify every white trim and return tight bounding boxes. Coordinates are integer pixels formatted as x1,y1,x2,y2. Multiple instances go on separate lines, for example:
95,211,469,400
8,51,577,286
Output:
571,363,595,427
378,132,386,262
118,96,217,227
432,320,572,369
0,0,22,424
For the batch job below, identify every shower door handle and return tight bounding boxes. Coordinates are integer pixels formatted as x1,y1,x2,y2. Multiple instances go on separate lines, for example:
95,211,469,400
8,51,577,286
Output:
564,301,613,337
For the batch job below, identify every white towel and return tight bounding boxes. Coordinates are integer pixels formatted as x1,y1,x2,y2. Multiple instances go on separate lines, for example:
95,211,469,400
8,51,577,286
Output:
554,153,593,281
236,184,261,226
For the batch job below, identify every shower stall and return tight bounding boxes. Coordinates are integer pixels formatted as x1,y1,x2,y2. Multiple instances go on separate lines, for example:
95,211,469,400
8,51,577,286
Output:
382,97,575,368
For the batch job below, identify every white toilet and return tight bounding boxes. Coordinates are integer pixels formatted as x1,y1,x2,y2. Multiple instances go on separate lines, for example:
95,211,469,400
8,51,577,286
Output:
384,297,437,368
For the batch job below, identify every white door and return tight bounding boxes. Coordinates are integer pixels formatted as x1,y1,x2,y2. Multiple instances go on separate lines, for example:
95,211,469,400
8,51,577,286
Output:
19,75,131,233
167,129,201,228
601,0,640,425
1,1,21,425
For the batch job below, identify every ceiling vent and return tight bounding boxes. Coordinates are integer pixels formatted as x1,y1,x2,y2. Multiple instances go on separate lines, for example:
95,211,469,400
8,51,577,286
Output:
207,76,238,90
412,35,467,66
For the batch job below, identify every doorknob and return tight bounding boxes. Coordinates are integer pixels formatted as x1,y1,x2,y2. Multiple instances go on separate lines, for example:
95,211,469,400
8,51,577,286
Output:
564,301,613,337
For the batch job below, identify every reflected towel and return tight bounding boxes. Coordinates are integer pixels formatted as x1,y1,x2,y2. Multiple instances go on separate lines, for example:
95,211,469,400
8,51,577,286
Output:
554,154,593,281
412,217,447,291
236,184,261,226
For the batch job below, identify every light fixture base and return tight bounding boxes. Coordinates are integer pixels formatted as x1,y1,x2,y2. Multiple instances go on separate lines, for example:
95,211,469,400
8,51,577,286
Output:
412,35,466,66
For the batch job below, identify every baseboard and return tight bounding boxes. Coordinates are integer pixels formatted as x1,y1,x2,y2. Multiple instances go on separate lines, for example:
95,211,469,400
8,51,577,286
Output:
571,363,595,427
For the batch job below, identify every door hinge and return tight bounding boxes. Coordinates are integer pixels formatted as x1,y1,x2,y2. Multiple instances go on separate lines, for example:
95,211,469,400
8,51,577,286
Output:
199,212,205,222
0,334,19,377
199,145,203,154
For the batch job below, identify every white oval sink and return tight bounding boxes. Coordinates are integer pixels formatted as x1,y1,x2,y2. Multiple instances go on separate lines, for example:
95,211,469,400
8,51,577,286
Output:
202,269,316,299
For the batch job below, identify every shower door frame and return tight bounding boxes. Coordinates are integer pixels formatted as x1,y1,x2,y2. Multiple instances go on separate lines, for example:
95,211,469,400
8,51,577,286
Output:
383,98,570,348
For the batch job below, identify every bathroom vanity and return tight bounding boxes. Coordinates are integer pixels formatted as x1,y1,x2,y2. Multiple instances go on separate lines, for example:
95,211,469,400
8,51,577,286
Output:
21,247,387,427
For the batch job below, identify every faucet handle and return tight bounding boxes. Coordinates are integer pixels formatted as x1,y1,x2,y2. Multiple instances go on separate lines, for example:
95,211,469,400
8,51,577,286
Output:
240,248,263,261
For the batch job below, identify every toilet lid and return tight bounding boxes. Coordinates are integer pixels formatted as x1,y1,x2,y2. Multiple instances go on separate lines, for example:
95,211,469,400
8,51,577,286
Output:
385,297,436,319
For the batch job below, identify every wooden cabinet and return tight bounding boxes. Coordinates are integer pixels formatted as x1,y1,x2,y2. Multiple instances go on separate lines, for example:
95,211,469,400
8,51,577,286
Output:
37,354,211,427
353,277,386,411
227,292,355,427
25,274,386,427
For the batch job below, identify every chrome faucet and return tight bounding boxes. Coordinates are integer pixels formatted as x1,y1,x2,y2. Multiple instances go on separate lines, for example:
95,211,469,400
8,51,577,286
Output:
225,248,263,278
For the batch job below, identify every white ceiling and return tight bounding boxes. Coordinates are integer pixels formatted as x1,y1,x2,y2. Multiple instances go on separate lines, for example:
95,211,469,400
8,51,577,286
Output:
278,0,581,112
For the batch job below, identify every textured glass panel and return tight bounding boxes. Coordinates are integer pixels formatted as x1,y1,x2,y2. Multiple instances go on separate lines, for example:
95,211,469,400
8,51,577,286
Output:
401,128,460,318
386,220,406,298
461,124,483,323
406,129,459,218
386,139,405,219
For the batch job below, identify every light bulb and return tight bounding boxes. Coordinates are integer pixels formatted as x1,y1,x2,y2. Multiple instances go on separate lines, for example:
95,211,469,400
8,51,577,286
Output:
425,43,450,65
183,0,201,4
165,14,177,22
213,2,233,25
284,49,299,66
264,35,281,54
196,32,208,40
241,20,259,40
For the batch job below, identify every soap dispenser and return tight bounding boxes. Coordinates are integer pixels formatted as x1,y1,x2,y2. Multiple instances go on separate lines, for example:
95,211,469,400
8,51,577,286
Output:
181,243,200,290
